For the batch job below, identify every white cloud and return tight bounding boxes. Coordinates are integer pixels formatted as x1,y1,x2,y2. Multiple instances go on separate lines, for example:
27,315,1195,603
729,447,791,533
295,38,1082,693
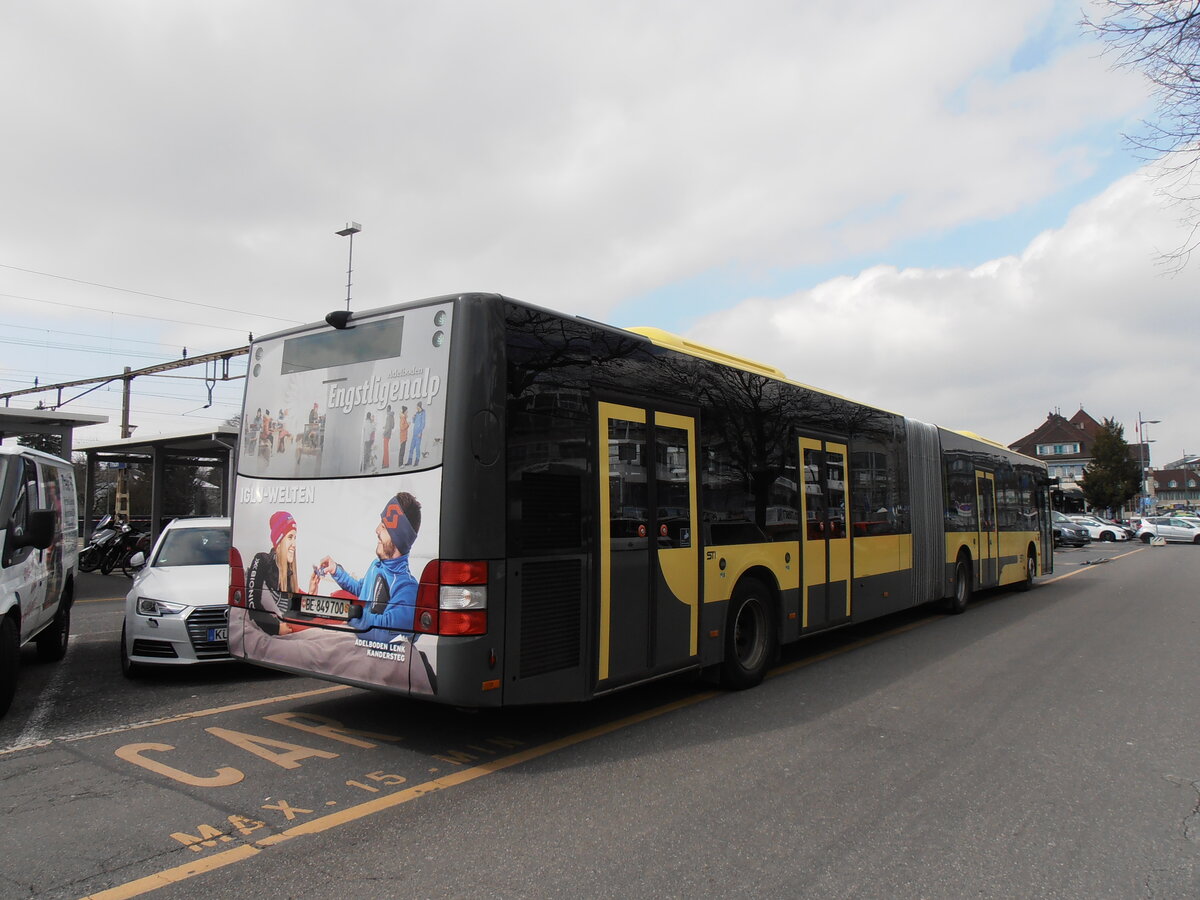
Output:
685,164,1197,464
0,0,1174,450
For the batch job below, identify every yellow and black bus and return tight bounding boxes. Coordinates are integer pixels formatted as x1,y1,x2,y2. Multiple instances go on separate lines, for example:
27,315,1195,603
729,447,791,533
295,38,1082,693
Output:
229,292,1052,706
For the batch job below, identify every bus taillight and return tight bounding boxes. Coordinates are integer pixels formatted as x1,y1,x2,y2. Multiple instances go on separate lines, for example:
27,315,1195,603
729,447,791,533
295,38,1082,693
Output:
229,547,246,607
415,560,488,636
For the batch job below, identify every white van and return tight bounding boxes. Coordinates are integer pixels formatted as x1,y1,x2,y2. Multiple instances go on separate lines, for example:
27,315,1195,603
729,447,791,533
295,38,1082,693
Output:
0,445,79,718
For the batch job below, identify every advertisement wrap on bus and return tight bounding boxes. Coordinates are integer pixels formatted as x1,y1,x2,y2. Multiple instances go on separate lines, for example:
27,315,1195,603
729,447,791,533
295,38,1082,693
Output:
229,303,454,697
230,292,1052,709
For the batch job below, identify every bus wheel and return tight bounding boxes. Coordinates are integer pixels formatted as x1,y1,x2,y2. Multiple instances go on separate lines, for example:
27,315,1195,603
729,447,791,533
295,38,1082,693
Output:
720,579,777,690
946,557,972,614
1018,549,1036,592
0,616,19,718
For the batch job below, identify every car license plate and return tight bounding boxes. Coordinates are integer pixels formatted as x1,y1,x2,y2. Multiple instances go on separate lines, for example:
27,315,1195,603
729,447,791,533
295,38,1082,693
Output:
208,627,228,642
300,596,352,619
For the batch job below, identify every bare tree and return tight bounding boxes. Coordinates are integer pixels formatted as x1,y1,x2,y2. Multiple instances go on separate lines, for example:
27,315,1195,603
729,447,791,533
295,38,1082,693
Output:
1086,1,1200,267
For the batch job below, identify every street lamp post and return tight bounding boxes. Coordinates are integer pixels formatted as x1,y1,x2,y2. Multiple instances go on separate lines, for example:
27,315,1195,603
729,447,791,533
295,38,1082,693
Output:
336,222,362,311
1137,412,1161,514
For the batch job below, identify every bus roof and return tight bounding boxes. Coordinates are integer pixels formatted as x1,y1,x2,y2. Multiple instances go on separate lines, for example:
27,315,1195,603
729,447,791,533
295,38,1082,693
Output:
627,325,883,414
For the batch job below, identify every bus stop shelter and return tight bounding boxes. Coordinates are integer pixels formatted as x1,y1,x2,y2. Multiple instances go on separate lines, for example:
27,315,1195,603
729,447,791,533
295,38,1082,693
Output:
82,426,238,543
0,407,108,456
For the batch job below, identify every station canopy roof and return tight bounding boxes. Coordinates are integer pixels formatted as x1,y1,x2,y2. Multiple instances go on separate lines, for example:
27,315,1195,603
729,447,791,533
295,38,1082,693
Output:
82,425,238,459
0,407,108,457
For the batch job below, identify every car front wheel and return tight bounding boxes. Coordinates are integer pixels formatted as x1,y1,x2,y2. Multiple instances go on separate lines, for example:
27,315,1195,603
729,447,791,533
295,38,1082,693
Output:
0,616,18,718
35,599,70,662
119,621,144,679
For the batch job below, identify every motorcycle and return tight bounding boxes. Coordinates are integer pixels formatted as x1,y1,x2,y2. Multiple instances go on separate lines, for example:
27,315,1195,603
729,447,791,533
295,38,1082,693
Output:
100,520,145,576
121,530,153,577
78,515,119,573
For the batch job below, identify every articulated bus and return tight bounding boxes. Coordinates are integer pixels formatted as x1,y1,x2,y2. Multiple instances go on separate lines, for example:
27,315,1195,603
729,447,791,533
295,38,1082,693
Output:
228,293,1052,706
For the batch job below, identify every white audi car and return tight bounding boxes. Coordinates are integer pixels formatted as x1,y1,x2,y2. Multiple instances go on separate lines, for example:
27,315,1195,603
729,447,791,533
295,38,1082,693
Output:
1068,515,1130,542
121,517,232,677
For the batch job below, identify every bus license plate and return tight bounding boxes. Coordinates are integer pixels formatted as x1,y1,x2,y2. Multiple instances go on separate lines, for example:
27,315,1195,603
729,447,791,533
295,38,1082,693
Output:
301,596,352,619
208,627,228,642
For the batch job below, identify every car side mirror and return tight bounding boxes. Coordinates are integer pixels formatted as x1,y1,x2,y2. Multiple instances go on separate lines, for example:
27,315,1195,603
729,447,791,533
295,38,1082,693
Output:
18,509,56,551
129,551,145,568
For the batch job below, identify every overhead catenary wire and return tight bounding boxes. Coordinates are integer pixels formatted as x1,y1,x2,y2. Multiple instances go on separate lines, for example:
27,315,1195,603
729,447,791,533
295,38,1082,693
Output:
0,263,302,325
0,291,282,336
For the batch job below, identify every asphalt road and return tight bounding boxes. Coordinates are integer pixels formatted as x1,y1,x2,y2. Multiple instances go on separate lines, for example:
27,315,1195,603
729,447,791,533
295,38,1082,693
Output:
2,540,1198,899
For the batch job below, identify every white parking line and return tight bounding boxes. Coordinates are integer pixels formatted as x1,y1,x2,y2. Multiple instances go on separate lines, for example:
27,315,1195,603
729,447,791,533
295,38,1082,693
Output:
0,684,352,756
11,643,73,749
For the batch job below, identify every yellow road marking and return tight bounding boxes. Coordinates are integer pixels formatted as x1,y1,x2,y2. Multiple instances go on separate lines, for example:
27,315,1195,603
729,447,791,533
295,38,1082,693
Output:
257,690,720,846
79,844,260,900
72,561,1120,897
73,613,941,898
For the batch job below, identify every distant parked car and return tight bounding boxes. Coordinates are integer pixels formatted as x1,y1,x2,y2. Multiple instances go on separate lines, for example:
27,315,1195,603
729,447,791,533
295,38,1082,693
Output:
1068,515,1129,542
1136,516,1200,544
120,517,232,676
1052,511,1091,547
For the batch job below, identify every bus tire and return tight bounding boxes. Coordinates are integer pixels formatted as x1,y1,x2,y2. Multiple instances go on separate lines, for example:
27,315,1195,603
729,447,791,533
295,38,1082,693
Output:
1018,548,1036,592
720,578,777,690
35,592,71,662
946,556,972,614
0,615,19,718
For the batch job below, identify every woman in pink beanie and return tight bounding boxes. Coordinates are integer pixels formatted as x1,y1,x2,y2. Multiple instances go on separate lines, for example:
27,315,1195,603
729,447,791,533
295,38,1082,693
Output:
245,510,299,635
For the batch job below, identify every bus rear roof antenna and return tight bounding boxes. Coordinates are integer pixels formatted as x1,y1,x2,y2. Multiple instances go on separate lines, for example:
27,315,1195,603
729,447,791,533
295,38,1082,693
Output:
326,310,354,329
336,221,361,311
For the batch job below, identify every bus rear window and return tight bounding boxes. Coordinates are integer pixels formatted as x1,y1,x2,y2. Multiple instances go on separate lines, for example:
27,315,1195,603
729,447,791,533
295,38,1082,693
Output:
282,317,406,373
240,304,452,479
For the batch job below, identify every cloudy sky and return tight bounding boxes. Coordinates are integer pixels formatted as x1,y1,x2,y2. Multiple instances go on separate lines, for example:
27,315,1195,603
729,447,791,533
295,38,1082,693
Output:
1,1,1193,468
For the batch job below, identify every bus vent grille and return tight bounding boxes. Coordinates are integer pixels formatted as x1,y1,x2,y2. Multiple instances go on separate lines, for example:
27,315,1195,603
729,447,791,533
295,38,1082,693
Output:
519,558,582,678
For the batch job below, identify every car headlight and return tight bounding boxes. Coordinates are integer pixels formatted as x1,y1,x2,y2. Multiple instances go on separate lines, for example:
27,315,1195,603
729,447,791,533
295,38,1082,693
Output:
136,597,187,616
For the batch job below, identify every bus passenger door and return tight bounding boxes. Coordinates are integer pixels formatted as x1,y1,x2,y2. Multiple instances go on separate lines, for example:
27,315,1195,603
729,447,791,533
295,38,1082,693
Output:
799,438,851,630
598,402,699,688
975,471,998,588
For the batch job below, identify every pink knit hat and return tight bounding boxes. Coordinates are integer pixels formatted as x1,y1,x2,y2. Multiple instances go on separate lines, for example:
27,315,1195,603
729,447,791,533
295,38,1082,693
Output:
269,511,296,546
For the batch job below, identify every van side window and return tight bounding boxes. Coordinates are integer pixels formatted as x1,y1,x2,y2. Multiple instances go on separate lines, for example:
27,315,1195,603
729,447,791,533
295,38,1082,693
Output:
11,460,38,537
3,459,38,565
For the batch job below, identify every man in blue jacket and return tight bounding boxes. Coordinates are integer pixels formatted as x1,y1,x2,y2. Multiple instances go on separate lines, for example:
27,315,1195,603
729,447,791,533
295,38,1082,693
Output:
314,492,421,639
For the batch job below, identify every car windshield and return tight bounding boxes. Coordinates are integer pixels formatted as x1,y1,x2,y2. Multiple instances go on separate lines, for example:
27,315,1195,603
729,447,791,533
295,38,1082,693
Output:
153,527,230,567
